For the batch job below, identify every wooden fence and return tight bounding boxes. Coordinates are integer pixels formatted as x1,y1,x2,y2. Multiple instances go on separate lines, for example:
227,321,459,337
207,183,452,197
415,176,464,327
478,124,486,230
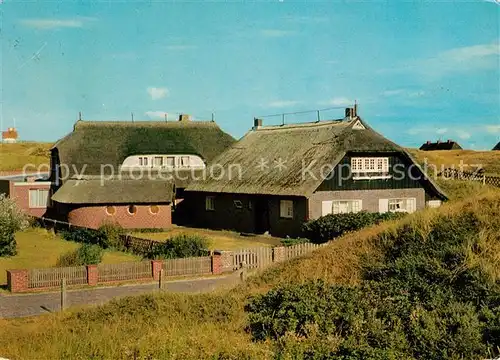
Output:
440,168,500,188
162,256,212,277
28,266,87,289
97,261,153,283
8,242,327,292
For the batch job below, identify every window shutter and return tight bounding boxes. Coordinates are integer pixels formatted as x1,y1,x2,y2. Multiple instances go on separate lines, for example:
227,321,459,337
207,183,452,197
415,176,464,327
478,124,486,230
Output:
379,199,389,213
321,201,333,216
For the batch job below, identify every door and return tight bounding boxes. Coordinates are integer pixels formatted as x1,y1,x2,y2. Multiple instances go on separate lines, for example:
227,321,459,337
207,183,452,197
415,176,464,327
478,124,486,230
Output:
254,197,270,234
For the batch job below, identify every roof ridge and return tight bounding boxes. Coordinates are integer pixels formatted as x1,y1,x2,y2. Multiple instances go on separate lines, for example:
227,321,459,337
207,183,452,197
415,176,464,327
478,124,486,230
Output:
73,120,219,130
254,118,349,131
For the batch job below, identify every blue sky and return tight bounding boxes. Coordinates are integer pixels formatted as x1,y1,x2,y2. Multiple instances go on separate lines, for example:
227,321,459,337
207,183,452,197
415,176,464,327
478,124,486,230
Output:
1,1,499,149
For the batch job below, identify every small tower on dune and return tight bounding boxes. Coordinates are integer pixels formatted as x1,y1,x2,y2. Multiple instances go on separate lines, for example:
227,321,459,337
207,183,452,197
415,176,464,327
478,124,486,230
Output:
1,128,19,143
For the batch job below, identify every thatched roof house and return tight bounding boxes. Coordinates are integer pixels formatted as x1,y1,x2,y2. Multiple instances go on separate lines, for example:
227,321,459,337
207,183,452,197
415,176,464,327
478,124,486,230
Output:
51,117,235,180
48,115,235,229
183,110,447,237
419,140,462,151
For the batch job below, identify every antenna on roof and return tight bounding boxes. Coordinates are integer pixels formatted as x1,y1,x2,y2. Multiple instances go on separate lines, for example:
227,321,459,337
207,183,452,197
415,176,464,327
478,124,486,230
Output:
131,112,134,122
282,113,285,126
164,113,168,122
211,113,215,122
316,110,320,122
78,112,82,121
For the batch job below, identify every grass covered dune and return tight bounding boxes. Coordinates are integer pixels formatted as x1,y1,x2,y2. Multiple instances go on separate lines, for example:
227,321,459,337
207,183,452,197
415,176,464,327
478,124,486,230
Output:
0,190,499,359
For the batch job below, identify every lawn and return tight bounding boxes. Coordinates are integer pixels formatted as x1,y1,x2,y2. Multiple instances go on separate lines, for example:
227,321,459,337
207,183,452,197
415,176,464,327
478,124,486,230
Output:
0,228,140,286
0,142,52,171
134,226,283,250
408,149,500,177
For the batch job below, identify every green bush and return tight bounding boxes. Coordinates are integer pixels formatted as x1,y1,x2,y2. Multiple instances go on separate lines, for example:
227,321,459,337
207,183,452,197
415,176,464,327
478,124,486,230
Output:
246,211,500,359
145,234,210,259
280,237,310,247
56,244,103,267
0,194,30,257
302,211,405,244
97,223,125,249
60,227,107,248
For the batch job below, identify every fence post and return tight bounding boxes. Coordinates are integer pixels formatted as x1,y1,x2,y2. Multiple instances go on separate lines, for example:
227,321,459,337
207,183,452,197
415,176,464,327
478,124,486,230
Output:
239,261,247,282
87,264,98,286
158,269,164,291
60,278,67,311
211,252,222,275
483,174,486,186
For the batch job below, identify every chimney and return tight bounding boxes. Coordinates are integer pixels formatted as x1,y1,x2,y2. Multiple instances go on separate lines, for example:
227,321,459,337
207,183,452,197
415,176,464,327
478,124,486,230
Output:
426,140,431,145
447,139,451,143
353,103,358,118
253,118,263,130
178,114,191,122
345,108,353,119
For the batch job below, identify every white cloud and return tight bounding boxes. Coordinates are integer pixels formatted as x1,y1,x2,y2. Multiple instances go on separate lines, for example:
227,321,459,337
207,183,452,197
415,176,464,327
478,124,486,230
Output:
147,87,169,100
456,130,471,140
486,125,500,133
379,40,500,76
267,100,301,108
321,97,354,107
20,17,96,30
382,89,425,98
260,29,295,38
145,111,169,119
436,128,448,135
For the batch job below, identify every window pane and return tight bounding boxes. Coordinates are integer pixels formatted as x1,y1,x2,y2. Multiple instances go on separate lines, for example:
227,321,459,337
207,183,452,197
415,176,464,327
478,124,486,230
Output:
154,157,163,166
166,157,175,167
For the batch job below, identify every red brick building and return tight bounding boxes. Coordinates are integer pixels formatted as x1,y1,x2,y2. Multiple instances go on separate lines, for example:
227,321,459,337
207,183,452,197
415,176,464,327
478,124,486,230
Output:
1,127,18,143
0,173,51,217
47,115,235,229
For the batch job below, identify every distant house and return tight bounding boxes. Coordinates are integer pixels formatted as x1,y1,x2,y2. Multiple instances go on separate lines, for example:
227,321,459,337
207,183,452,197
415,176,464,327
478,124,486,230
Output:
1,128,18,143
47,115,235,229
183,108,447,238
419,140,462,151
0,172,51,217
493,142,500,151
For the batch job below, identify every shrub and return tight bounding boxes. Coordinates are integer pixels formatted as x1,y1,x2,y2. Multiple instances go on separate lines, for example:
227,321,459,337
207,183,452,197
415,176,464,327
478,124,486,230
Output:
247,210,500,359
145,234,210,259
97,223,125,249
56,244,103,267
0,194,30,257
302,211,405,243
60,227,107,248
280,237,310,247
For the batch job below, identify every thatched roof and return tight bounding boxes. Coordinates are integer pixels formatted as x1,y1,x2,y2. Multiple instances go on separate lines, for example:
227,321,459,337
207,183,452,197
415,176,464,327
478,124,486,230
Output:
493,142,500,151
419,140,462,151
52,120,235,179
52,175,174,204
186,117,447,200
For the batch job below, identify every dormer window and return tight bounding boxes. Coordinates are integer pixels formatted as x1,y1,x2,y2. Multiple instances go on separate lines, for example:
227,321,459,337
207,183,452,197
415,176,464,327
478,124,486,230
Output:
351,157,391,180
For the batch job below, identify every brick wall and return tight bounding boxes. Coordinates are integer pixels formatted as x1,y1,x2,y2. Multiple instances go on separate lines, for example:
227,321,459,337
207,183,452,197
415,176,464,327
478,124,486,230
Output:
308,188,426,219
67,204,172,229
10,182,51,217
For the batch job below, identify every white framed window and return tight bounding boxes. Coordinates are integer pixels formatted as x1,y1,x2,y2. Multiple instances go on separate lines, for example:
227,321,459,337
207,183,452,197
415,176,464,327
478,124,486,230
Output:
29,189,49,208
205,196,215,211
180,156,190,167
233,200,243,209
154,156,163,167
166,156,175,168
426,200,442,208
351,157,389,173
387,198,416,213
143,157,148,166
280,200,293,219
139,157,143,166
322,200,362,216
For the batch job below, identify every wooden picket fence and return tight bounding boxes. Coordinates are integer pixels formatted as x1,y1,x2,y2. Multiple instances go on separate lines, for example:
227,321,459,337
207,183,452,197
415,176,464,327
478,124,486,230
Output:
28,266,87,289
162,256,212,277
440,168,500,188
97,261,153,283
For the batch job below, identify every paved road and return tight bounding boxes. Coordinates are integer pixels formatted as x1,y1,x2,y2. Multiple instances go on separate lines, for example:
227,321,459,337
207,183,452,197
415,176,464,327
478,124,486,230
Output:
0,275,234,319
